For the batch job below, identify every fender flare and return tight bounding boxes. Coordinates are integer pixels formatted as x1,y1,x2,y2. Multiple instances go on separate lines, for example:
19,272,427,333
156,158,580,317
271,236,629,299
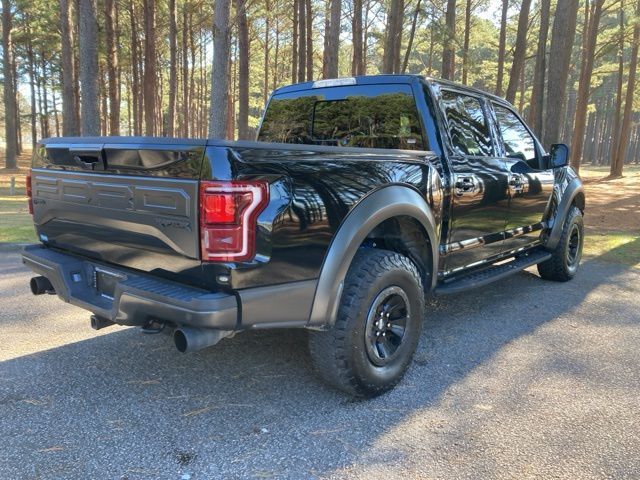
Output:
546,177,585,251
307,185,439,329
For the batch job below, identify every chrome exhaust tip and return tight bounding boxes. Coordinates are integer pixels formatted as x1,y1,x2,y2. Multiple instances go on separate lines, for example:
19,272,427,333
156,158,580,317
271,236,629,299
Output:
173,327,231,353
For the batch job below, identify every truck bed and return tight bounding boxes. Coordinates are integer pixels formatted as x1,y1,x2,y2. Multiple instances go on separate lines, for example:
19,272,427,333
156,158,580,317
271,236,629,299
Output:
31,137,435,290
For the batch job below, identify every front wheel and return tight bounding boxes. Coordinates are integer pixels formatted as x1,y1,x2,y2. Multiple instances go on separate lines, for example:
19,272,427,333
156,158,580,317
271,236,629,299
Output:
538,206,584,282
308,249,425,397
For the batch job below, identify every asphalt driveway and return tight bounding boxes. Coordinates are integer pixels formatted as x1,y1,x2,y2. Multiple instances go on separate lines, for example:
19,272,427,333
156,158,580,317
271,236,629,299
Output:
1,250,639,479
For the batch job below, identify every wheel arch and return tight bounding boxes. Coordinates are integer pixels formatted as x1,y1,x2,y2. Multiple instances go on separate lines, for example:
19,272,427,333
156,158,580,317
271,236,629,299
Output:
307,185,439,329
546,177,585,251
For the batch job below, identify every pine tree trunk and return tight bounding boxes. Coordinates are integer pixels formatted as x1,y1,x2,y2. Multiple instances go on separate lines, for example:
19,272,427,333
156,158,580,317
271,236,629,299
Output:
518,63,526,112
631,123,640,165
584,110,595,163
352,0,363,75
236,0,250,139
2,0,17,168
26,16,37,148
264,0,270,105
41,53,51,138
611,0,640,177
442,0,456,80
392,0,404,73
495,0,508,96
100,68,108,135
382,0,403,73
105,0,119,135
528,0,551,138
505,0,532,104
292,0,298,82
209,0,231,138
273,16,280,89
562,81,577,141
363,0,371,74
298,0,306,82
597,96,612,164
36,63,43,136
324,0,341,78
78,0,100,136
227,41,237,139
427,6,435,75
129,2,140,136
570,0,604,171
188,15,196,136
305,0,313,80
612,1,625,160
542,0,579,147
60,0,79,136
126,75,132,135
461,0,471,84
73,4,81,133
52,81,61,137
167,0,177,136
15,58,22,149
402,0,421,74
182,5,189,136
143,0,157,136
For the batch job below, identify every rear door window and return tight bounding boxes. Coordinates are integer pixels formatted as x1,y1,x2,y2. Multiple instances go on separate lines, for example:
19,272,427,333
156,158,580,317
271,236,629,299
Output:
440,90,493,157
258,84,426,150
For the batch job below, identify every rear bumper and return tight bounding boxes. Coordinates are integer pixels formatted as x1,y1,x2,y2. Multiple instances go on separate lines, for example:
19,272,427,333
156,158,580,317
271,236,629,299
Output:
22,245,239,329
21,245,316,330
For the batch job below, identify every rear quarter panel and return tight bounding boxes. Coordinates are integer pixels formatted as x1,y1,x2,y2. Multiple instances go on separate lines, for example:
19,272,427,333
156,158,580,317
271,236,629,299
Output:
202,142,445,290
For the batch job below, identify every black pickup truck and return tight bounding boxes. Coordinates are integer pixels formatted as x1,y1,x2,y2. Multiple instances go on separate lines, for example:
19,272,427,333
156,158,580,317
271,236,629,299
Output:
22,75,585,397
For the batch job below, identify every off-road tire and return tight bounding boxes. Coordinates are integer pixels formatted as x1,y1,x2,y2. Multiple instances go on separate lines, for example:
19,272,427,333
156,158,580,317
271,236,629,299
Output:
538,206,584,282
308,249,425,397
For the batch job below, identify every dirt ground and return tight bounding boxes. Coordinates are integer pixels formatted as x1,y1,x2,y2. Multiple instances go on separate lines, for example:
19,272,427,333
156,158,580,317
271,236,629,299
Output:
580,165,640,234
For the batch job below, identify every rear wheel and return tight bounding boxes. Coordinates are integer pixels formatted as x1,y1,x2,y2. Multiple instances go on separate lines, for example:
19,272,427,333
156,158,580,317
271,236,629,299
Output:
308,249,425,397
538,206,584,282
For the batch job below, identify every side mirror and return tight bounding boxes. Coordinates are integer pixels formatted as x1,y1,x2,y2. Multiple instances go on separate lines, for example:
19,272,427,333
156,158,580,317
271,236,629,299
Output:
549,143,569,168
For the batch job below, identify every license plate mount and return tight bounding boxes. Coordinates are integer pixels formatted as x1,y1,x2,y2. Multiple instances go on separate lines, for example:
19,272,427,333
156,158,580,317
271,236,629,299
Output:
94,267,125,300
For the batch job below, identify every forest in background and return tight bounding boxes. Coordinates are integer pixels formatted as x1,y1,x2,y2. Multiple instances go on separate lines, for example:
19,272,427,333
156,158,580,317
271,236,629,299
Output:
0,0,639,177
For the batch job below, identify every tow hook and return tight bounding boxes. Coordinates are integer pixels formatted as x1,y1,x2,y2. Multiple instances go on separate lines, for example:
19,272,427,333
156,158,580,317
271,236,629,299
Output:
90,314,115,330
140,319,166,334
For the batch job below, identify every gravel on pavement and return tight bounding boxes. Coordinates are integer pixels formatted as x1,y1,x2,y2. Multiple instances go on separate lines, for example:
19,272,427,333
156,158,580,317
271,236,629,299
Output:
1,251,639,479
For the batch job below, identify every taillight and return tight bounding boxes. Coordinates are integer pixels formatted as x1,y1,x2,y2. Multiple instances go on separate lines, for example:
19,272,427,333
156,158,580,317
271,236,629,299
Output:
26,170,33,215
199,180,269,262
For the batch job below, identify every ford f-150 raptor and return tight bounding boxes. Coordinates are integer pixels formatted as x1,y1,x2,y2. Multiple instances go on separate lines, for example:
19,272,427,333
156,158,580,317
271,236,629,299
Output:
22,75,585,397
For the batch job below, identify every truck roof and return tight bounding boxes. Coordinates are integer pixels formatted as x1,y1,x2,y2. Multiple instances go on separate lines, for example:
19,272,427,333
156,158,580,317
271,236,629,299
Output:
273,74,512,108
40,136,205,146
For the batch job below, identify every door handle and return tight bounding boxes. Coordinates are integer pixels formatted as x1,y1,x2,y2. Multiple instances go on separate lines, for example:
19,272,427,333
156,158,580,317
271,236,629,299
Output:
454,176,477,196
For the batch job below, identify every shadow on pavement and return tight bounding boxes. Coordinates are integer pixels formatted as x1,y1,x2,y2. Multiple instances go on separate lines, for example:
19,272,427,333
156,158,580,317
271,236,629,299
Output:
0,254,638,479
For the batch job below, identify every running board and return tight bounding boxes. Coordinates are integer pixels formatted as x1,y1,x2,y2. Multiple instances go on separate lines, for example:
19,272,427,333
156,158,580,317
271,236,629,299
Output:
434,250,552,295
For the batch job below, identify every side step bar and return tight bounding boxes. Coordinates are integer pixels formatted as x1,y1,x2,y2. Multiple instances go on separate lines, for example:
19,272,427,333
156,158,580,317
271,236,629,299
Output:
434,250,552,296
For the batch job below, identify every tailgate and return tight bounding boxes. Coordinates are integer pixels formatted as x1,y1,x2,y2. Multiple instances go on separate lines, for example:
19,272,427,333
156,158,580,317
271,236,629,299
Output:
31,138,206,284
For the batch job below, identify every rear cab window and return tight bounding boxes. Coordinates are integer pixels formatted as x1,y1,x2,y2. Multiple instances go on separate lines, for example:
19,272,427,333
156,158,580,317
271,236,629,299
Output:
258,83,427,151
439,89,494,157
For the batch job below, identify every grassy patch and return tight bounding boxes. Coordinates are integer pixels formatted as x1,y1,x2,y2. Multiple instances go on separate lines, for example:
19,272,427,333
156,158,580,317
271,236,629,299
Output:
0,197,37,243
584,232,640,268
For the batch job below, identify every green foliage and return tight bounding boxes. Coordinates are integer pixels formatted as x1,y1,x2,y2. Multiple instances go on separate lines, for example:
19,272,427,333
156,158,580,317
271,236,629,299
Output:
0,0,638,147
